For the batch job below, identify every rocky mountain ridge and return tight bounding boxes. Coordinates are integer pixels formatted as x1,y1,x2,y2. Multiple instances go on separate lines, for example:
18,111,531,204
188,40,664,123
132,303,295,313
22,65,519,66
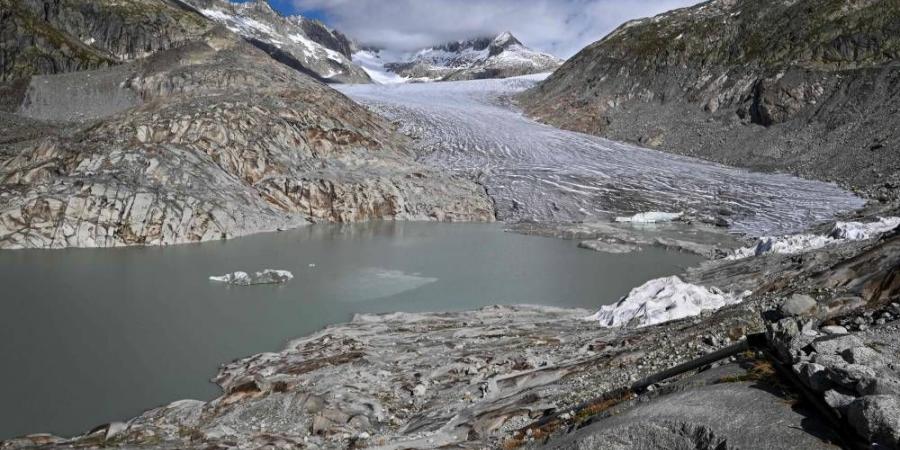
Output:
0,0,212,83
0,0,371,91
0,1,493,249
358,32,563,82
519,0,900,200
188,0,370,83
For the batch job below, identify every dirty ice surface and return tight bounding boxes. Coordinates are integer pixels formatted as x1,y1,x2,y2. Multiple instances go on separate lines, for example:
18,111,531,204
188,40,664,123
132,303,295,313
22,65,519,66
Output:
338,75,864,236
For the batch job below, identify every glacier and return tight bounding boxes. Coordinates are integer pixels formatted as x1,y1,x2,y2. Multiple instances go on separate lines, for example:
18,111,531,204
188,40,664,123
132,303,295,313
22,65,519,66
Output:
728,216,900,259
338,75,865,237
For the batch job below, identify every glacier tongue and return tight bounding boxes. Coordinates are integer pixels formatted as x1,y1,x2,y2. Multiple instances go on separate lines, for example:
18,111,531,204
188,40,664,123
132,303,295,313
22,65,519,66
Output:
586,276,748,328
338,76,864,237
831,217,900,240
729,216,900,259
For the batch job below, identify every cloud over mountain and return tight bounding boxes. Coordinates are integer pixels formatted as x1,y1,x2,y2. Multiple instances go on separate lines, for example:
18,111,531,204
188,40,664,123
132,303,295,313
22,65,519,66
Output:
292,0,701,57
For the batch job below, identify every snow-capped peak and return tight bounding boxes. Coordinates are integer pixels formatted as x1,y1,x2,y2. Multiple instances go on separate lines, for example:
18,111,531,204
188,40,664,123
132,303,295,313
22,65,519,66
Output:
360,31,562,83
190,0,370,83
491,31,520,47
488,31,523,56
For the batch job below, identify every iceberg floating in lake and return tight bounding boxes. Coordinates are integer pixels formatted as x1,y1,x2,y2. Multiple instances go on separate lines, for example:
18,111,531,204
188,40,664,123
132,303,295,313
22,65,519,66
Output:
210,270,294,286
586,276,747,328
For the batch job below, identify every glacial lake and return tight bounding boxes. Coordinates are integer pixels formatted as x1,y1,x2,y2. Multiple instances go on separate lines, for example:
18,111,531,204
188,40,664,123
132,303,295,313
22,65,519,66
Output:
0,222,701,439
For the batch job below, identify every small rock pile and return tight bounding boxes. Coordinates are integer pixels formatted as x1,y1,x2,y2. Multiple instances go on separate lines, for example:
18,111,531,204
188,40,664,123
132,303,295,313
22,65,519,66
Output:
834,303,900,332
767,300,900,447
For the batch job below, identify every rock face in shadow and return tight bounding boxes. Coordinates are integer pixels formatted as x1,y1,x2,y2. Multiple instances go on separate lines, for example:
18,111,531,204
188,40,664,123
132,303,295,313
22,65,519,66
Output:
519,0,900,199
0,25,493,249
0,0,213,81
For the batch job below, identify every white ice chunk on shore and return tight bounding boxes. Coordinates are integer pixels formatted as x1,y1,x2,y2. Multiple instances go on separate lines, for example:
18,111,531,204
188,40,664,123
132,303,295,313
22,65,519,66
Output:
729,217,900,259
210,270,293,286
586,276,748,328
615,211,683,223
830,217,900,240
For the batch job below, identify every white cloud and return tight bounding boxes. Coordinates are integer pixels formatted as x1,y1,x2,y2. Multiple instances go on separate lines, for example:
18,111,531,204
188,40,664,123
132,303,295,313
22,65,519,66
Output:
293,0,701,58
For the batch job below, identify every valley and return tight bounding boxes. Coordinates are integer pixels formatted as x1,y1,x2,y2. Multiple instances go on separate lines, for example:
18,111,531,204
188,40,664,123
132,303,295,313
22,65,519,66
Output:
1,0,899,448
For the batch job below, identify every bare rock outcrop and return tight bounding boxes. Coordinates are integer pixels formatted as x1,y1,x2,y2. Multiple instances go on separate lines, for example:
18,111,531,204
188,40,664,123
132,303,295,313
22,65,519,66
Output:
0,27,493,249
0,0,213,82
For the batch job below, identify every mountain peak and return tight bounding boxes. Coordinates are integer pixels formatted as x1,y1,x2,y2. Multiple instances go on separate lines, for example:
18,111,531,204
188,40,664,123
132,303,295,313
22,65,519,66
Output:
492,31,518,45
489,31,523,56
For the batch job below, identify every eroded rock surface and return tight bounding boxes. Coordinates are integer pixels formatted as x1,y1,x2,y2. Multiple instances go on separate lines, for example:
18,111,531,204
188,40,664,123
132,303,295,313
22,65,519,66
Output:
0,304,766,449
0,26,493,249
0,0,212,82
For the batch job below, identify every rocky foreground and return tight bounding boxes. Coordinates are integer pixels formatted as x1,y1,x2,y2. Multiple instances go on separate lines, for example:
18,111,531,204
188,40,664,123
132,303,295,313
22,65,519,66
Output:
520,0,900,201
3,204,898,449
0,0,493,249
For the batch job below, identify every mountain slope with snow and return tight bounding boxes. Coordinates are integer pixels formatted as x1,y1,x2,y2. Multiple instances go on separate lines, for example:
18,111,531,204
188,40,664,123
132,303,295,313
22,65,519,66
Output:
362,32,562,83
189,0,370,83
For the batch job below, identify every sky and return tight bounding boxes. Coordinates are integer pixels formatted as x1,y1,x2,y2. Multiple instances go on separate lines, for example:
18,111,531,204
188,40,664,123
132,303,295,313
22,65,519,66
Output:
268,0,702,58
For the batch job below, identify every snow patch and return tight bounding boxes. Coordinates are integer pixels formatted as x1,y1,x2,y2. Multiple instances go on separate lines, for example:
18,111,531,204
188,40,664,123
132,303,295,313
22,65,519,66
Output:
201,9,276,36
586,276,747,328
615,211,683,223
352,51,410,84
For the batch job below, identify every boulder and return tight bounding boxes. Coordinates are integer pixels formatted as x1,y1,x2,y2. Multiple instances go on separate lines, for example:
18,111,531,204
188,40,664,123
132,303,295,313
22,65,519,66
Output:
821,325,849,335
841,346,886,369
847,395,900,447
822,389,855,414
781,294,817,317
811,335,865,356
826,363,877,392
857,374,900,396
795,363,830,393
767,318,801,361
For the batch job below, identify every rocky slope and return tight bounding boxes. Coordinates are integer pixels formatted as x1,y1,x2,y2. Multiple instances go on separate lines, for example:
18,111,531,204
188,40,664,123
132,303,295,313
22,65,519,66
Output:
520,0,900,200
188,0,370,84
0,4,492,249
0,0,212,92
360,32,563,82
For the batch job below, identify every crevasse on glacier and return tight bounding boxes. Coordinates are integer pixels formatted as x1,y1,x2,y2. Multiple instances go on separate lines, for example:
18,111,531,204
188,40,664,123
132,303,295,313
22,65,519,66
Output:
339,75,864,237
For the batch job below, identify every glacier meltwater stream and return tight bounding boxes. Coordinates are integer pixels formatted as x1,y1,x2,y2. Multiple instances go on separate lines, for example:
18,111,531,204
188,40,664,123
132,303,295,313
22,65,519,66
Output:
338,75,865,236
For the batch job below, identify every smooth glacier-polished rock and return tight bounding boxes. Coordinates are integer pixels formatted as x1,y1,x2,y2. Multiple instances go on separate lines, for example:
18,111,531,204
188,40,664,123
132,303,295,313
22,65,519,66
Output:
0,27,493,250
